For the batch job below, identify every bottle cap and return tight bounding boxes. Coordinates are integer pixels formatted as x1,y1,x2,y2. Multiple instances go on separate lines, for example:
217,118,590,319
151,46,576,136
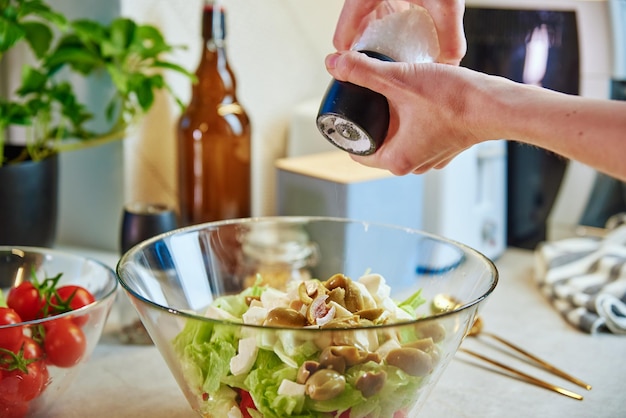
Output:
316,50,394,156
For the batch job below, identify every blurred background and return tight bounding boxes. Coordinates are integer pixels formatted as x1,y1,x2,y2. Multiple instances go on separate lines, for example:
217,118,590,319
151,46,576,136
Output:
1,0,624,257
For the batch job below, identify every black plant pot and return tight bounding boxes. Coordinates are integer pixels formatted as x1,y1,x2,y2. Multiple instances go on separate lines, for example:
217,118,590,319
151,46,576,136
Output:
0,145,59,247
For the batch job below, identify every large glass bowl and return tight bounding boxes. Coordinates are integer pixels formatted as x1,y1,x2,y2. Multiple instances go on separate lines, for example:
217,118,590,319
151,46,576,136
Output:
0,246,118,417
117,217,497,418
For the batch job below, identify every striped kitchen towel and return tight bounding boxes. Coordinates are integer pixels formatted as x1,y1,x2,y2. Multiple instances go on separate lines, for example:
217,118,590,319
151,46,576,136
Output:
534,215,626,334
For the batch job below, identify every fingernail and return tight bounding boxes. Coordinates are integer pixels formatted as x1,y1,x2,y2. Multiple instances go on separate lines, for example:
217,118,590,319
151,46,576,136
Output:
325,53,340,69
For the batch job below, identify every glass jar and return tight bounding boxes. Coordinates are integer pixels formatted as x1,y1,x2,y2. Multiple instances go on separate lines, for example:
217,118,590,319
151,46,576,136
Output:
241,222,318,289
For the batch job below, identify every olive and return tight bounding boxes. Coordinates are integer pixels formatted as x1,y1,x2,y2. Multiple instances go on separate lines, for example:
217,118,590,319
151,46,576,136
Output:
298,282,313,304
289,298,305,312
327,287,346,307
245,295,260,306
404,338,440,363
343,281,364,313
305,369,346,401
307,294,333,325
355,308,384,321
325,273,349,290
363,351,382,364
385,347,433,377
319,347,347,374
264,307,306,328
297,360,321,384
328,346,369,366
356,371,387,397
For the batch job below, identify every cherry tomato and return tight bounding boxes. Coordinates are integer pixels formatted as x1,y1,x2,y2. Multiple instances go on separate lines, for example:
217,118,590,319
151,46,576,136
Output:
50,285,95,326
43,319,86,368
0,336,42,369
0,308,24,352
52,285,95,312
0,335,47,398
0,361,46,403
0,399,29,418
17,337,44,361
239,390,257,418
7,282,45,321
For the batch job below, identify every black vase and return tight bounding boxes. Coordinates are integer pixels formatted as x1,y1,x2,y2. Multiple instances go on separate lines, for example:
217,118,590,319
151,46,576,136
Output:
0,145,59,247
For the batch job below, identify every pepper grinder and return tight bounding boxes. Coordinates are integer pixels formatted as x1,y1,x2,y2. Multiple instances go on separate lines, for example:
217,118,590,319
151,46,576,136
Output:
317,1,440,155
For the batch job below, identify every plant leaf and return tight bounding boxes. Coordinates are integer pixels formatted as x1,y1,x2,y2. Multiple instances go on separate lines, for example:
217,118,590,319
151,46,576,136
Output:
71,19,106,44
131,24,170,58
105,97,119,122
1,1,195,161
44,45,101,74
18,0,67,29
105,63,128,94
99,39,120,58
0,100,31,127
0,16,26,53
133,75,155,111
17,66,48,95
110,18,136,51
21,21,53,58
153,60,196,78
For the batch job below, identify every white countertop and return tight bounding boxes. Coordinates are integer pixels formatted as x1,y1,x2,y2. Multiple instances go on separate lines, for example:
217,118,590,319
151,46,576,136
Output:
46,247,624,418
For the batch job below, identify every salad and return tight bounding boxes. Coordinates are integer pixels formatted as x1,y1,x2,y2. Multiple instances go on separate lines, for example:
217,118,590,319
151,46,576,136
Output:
173,273,445,418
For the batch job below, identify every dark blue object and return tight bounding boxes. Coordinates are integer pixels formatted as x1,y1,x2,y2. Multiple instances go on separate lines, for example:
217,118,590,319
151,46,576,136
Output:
0,146,58,247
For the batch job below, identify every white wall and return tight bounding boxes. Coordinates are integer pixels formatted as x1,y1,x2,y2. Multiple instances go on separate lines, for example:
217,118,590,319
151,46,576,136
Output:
121,0,343,216
1,0,342,251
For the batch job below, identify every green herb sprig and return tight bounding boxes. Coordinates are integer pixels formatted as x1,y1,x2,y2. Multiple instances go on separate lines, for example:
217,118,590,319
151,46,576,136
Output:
0,0,194,166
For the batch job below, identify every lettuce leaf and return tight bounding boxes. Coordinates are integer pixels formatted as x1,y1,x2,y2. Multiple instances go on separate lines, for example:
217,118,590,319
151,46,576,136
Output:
172,278,429,418
346,362,424,418
244,349,305,418
397,288,425,318
172,319,238,397
305,382,364,415
212,280,266,318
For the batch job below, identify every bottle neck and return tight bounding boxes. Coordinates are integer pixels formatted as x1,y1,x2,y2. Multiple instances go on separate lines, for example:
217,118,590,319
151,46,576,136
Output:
202,3,226,48
193,2,236,102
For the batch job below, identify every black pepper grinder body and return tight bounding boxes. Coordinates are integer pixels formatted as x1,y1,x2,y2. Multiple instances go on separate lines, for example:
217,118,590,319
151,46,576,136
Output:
317,2,440,155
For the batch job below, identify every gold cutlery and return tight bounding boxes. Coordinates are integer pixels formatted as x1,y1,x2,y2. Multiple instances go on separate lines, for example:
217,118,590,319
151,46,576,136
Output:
432,294,591,400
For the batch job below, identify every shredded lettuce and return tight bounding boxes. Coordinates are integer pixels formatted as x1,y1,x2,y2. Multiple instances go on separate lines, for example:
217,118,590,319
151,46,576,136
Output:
244,349,306,417
346,362,424,418
212,280,266,318
397,288,425,317
172,276,432,418
173,320,237,396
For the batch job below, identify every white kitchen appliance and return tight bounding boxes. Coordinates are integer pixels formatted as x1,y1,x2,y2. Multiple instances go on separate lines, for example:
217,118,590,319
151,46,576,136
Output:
421,142,507,260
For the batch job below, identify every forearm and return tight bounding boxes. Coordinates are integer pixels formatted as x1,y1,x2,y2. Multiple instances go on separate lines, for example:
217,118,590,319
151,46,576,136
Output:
475,77,626,181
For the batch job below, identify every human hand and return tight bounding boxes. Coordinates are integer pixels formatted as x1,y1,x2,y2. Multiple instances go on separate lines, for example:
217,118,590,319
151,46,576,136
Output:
333,0,467,65
324,50,493,175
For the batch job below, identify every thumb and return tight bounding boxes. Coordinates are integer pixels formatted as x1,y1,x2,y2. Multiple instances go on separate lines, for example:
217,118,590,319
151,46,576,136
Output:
325,50,397,95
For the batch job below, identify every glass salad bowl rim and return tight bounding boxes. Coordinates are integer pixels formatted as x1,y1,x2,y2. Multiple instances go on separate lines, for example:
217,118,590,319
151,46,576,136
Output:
116,216,499,332
0,245,119,328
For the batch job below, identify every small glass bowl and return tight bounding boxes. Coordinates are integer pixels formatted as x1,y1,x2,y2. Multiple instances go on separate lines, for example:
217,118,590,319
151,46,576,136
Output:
0,246,118,417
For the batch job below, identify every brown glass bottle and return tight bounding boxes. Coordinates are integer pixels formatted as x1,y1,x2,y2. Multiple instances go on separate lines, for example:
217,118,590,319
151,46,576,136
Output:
177,2,251,226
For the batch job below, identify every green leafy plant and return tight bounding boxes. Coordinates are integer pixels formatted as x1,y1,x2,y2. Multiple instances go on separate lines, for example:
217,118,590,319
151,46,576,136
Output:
0,0,193,166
